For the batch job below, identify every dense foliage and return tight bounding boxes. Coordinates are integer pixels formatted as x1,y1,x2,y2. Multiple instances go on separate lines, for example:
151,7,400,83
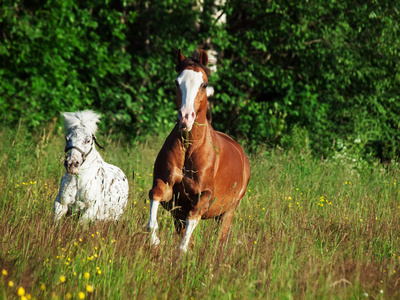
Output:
1,0,399,159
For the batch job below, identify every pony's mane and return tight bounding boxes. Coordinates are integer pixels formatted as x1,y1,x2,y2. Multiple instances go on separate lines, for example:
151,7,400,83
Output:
62,110,101,134
175,49,212,76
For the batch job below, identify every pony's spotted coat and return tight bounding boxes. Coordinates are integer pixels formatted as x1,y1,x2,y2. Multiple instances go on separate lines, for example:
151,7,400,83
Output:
54,110,129,222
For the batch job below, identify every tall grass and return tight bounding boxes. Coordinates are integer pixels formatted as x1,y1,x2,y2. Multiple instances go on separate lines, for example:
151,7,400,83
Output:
1,124,400,299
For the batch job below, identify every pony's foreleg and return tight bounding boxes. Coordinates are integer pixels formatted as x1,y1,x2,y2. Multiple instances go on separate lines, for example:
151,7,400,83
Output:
53,174,77,223
147,179,173,246
53,199,68,223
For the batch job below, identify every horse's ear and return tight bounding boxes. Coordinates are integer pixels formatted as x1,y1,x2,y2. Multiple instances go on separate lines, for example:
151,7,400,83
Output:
177,49,185,64
199,49,208,66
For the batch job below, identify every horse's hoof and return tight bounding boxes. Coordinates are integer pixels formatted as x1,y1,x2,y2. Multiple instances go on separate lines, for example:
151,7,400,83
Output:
150,236,160,246
178,244,188,253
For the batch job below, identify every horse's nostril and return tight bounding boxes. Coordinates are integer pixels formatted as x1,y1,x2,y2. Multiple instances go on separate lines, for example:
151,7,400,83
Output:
74,161,80,167
191,112,195,120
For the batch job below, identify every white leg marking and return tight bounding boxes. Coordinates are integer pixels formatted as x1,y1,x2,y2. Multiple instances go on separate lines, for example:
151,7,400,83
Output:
178,217,200,252
147,199,160,246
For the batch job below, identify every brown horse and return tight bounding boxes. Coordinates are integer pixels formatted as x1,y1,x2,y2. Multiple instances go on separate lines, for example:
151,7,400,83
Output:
147,49,251,252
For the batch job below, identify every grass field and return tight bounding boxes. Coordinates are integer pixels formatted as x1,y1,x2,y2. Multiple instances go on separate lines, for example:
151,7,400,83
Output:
1,124,400,299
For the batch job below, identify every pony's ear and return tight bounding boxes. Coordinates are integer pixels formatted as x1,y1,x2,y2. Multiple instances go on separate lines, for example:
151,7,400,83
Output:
177,49,185,65
199,49,208,66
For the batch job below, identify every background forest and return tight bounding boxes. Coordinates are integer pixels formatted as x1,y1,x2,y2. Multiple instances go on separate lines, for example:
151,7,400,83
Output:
1,0,399,160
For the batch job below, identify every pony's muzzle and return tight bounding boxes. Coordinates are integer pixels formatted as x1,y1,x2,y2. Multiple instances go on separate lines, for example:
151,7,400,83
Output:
178,109,196,131
64,152,82,174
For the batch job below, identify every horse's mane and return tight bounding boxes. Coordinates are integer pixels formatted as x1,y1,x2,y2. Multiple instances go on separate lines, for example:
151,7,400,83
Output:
175,50,212,76
62,110,101,134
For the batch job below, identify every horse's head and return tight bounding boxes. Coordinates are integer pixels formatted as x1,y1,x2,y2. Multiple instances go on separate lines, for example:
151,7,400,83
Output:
175,49,211,132
62,111,101,174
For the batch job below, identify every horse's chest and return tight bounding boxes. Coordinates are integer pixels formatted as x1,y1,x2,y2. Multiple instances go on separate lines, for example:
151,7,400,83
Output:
76,175,103,202
176,161,214,197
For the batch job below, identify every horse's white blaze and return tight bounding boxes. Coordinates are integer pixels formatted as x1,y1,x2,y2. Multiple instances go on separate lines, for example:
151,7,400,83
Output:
178,217,200,252
147,199,160,246
176,69,204,131
53,110,129,223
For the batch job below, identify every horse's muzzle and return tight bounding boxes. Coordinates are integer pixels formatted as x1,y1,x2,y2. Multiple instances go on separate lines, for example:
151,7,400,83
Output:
64,156,81,174
178,109,196,132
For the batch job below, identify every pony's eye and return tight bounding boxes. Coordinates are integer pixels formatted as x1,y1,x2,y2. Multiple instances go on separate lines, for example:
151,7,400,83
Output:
85,138,91,144
202,82,208,90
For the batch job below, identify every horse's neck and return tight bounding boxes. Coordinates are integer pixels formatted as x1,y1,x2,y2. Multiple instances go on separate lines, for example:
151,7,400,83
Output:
181,115,210,155
78,148,104,176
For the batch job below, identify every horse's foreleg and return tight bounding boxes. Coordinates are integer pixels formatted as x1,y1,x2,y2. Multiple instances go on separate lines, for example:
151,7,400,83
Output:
147,199,160,246
53,174,77,223
147,179,173,246
53,200,68,223
178,190,212,252
178,216,200,252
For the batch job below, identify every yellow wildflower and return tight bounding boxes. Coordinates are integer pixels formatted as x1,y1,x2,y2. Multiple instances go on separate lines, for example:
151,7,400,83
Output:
60,275,66,283
79,291,85,299
17,287,25,296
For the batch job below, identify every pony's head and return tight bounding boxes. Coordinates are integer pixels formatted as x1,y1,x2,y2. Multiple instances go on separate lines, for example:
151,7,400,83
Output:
175,49,211,132
62,110,101,174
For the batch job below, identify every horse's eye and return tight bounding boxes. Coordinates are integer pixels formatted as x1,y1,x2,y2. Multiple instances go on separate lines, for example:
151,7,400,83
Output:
85,138,91,144
202,82,208,90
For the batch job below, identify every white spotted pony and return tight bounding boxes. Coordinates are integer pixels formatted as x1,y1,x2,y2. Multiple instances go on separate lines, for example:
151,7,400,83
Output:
54,110,129,223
